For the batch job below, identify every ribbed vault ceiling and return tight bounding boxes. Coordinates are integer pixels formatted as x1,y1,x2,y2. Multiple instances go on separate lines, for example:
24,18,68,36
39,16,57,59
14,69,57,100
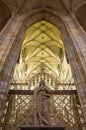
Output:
22,21,64,77
13,20,74,87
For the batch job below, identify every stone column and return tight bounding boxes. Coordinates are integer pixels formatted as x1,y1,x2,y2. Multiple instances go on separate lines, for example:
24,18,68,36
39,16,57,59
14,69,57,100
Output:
62,15,86,76
61,15,86,122
0,14,25,118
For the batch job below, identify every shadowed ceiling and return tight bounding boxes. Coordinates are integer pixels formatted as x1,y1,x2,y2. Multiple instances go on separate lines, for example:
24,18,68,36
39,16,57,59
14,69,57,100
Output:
0,0,86,32
0,0,11,30
75,3,86,31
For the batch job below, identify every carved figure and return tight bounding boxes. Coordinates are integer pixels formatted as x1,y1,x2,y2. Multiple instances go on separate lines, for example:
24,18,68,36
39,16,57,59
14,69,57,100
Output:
34,80,51,125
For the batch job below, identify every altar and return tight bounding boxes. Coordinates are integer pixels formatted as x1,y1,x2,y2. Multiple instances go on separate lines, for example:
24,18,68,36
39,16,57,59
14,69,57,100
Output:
21,126,65,130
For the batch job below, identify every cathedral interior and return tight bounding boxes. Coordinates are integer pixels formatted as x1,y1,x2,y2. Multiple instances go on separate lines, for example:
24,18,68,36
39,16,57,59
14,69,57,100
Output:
0,0,86,130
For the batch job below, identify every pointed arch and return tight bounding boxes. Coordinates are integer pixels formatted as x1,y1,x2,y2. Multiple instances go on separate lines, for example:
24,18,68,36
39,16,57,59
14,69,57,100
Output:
0,8,86,123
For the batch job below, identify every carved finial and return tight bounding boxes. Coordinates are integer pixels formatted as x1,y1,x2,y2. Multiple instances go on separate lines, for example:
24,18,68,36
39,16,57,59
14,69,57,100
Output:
39,80,45,85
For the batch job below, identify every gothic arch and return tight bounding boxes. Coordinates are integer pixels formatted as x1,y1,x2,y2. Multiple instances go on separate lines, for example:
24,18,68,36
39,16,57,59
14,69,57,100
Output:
0,9,86,123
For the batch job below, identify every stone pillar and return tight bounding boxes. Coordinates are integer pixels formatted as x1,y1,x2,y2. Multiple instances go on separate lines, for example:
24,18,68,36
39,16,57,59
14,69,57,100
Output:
0,14,25,118
62,15,86,76
61,15,86,122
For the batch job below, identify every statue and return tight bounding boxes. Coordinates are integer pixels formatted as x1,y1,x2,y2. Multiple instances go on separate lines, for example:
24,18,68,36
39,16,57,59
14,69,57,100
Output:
34,80,51,126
